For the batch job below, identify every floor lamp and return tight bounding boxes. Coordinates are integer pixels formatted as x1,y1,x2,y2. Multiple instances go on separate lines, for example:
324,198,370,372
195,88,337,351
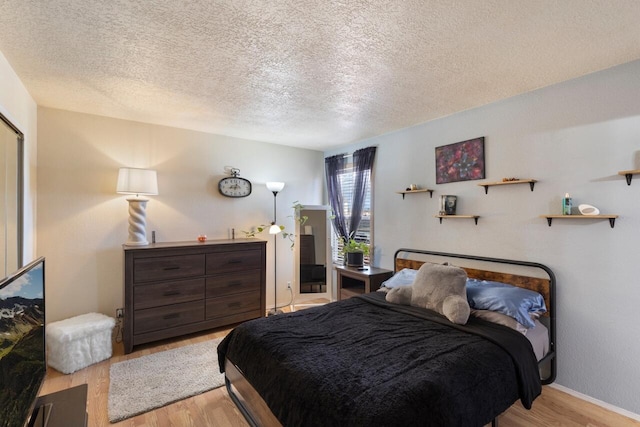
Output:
266,181,285,316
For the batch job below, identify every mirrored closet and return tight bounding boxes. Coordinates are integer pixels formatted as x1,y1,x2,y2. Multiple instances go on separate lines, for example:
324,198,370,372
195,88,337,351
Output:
294,205,333,305
0,113,23,277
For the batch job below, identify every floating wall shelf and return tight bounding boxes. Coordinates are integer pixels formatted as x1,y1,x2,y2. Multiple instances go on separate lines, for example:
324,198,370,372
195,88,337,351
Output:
397,189,434,199
618,170,640,186
540,215,619,228
478,179,537,194
435,214,480,225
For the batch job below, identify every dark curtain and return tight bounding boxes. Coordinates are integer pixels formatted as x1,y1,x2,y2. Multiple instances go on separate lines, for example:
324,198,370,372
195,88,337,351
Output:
324,146,377,241
325,154,349,240
348,146,376,236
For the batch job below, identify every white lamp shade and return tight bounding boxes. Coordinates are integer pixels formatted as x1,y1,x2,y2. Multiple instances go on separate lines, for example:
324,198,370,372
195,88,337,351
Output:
117,168,158,196
266,181,285,192
269,224,282,234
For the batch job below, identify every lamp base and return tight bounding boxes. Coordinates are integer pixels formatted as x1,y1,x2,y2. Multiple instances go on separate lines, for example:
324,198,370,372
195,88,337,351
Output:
267,308,283,316
125,197,149,246
125,239,149,246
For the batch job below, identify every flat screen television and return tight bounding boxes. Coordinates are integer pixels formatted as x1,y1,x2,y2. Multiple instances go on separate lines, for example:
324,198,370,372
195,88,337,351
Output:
0,257,46,427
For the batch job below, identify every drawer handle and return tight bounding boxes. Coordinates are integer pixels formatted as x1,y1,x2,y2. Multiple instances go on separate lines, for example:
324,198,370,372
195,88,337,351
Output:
163,313,180,320
228,302,242,308
163,266,180,271
227,281,242,287
163,291,181,297
227,260,242,264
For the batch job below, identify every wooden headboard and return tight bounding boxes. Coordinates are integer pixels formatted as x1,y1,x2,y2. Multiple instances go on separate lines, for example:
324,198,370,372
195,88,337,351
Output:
396,256,552,317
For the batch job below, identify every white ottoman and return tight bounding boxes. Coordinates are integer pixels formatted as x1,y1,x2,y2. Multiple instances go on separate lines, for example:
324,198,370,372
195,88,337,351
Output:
46,312,116,374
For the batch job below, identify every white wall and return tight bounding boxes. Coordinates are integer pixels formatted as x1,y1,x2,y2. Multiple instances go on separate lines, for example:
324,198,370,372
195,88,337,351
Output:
325,60,640,415
37,108,324,323
0,51,38,262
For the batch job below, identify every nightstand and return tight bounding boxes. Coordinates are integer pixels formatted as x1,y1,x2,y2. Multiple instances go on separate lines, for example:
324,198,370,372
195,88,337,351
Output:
335,265,393,300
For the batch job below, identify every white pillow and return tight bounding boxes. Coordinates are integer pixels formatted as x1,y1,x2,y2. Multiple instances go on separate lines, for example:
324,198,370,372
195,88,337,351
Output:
380,268,417,289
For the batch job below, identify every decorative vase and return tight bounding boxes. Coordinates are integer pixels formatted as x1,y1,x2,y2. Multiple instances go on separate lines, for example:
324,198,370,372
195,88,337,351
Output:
346,252,364,267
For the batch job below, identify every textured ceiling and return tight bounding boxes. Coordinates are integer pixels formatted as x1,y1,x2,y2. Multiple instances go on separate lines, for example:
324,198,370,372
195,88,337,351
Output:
1,1,640,151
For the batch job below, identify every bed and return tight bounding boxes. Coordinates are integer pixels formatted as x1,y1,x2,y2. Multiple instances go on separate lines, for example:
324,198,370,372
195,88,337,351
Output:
218,249,557,427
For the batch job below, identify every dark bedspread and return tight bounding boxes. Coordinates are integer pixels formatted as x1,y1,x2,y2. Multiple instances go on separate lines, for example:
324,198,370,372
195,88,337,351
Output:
218,292,541,427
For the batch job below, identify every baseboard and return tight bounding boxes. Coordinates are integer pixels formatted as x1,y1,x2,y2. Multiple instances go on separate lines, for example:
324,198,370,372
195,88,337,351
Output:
549,383,640,422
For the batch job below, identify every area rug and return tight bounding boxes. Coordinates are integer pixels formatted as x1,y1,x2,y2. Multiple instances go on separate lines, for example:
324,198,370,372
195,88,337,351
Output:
108,337,225,422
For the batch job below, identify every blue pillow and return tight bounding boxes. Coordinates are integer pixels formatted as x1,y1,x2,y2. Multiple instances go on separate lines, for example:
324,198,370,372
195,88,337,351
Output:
465,278,546,328
381,268,417,289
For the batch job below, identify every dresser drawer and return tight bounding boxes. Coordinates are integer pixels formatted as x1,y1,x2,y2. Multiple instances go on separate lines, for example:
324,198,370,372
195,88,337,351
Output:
134,278,205,310
206,270,260,298
206,293,261,320
206,249,262,274
134,301,205,334
134,254,205,283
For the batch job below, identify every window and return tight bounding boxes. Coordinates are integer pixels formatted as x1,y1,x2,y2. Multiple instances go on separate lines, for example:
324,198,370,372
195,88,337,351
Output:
325,147,376,265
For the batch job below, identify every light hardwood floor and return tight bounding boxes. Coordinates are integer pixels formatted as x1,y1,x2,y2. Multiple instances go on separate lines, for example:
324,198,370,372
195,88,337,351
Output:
39,323,640,427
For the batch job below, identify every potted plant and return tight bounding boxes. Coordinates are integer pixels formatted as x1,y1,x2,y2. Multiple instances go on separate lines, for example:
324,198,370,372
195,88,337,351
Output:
242,202,307,248
339,237,370,267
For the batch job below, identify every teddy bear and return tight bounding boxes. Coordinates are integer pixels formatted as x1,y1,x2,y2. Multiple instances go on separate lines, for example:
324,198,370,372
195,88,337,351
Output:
386,261,470,324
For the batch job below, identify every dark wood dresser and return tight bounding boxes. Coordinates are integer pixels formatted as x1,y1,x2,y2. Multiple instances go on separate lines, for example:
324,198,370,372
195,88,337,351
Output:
123,238,266,354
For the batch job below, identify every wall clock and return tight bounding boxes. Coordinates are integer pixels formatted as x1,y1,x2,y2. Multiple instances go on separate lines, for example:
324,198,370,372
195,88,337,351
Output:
218,168,252,198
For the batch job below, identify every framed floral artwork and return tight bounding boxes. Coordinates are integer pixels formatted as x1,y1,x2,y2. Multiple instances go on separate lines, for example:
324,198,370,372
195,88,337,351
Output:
435,137,485,184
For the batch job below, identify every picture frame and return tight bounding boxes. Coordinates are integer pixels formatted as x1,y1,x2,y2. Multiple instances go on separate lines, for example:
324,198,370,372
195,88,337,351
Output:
435,137,485,184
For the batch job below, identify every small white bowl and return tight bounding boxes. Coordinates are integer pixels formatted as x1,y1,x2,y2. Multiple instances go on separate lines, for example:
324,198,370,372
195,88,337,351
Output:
578,204,600,216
